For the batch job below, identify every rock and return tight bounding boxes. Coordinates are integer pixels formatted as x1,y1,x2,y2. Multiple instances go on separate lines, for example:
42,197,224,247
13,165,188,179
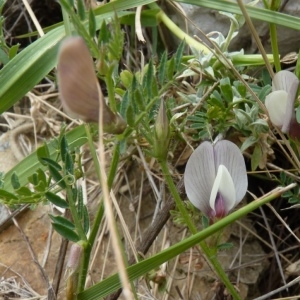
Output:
0,124,63,298
166,1,300,55
0,204,62,297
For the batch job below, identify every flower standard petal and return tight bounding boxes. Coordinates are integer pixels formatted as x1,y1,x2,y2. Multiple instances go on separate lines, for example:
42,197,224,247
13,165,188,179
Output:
269,70,299,133
272,70,299,93
265,90,288,128
213,140,247,206
184,141,216,216
209,164,236,218
282,79,299,133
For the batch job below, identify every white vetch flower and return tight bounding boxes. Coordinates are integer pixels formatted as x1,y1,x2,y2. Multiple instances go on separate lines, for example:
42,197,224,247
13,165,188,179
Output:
265,70,299,133
184,140,248,220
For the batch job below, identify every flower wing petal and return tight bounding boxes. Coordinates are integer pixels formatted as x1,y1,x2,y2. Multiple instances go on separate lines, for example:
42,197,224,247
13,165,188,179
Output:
184,142,216,215
265,90,288,128
213,140,247,206
210,165,236,214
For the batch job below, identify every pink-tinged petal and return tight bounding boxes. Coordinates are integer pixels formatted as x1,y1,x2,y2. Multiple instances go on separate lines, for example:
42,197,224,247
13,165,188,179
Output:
184,142,216,215
265,90,288,128
213,140,247,206
209,165,236,216
282,79,299,133
57,37,126,133
272,70,299,93
57,37,100,123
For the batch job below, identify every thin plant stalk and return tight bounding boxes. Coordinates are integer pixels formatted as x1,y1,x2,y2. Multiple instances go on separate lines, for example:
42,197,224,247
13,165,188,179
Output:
78,183,296,299
236,0,275,78
159,160,241,300
104,66,118,113
97,92,134,298
266,0,281,73
77,125,123,292
295,49,300,80
149,2,275,67
76,124,104,292
66,185,87,242
269,23,280,72
147,2,210,54
61,4,72,36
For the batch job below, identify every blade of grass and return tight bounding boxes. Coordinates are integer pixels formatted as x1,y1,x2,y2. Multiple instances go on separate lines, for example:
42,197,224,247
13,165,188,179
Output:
175,0,300,30
0,4,147,113
236,0,274,78
78,184,296,299
0,26,64,112
3,125,88,193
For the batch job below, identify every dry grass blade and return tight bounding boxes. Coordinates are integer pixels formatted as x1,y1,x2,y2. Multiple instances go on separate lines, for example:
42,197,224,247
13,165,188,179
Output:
97,77,133,298
253,275,300,300
236,0,274,78
0,276,42,299
259,205,287,291
21,0,44,37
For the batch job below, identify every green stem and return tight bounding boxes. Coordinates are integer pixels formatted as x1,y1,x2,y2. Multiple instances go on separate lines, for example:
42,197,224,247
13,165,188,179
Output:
148,2,276,69
148,2,210,54
295,49,300,81
61,5,72,36
77,124,122,292
269,23,281,72
222,19,237,52
159,160,241,299
105,66,117,113
267,0,281,73
65,185,87,241
78,183,296,299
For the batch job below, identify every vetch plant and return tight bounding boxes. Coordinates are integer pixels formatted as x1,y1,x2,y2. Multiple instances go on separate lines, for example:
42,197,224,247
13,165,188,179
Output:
265,70,300,138
184,140,248,222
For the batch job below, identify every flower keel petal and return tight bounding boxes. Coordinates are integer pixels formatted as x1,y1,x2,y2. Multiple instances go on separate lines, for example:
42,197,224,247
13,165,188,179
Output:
213,140,248,206
210,165,236,217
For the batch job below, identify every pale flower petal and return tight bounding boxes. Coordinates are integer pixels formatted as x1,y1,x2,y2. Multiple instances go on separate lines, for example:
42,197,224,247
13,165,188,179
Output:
184,140,248,219
266,70,300,134
209,165,236,215
57,37,126,133
213,140,248,206
57,37,100,123
265,90,288,128
184,142,216,216
282,79,299,133
272,70,299,93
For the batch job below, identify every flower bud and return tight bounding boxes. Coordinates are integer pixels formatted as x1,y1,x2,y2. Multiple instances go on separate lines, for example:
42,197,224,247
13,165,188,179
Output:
154,100,170,161
66,243,83,300
57,36,126,134
67,243,83,274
